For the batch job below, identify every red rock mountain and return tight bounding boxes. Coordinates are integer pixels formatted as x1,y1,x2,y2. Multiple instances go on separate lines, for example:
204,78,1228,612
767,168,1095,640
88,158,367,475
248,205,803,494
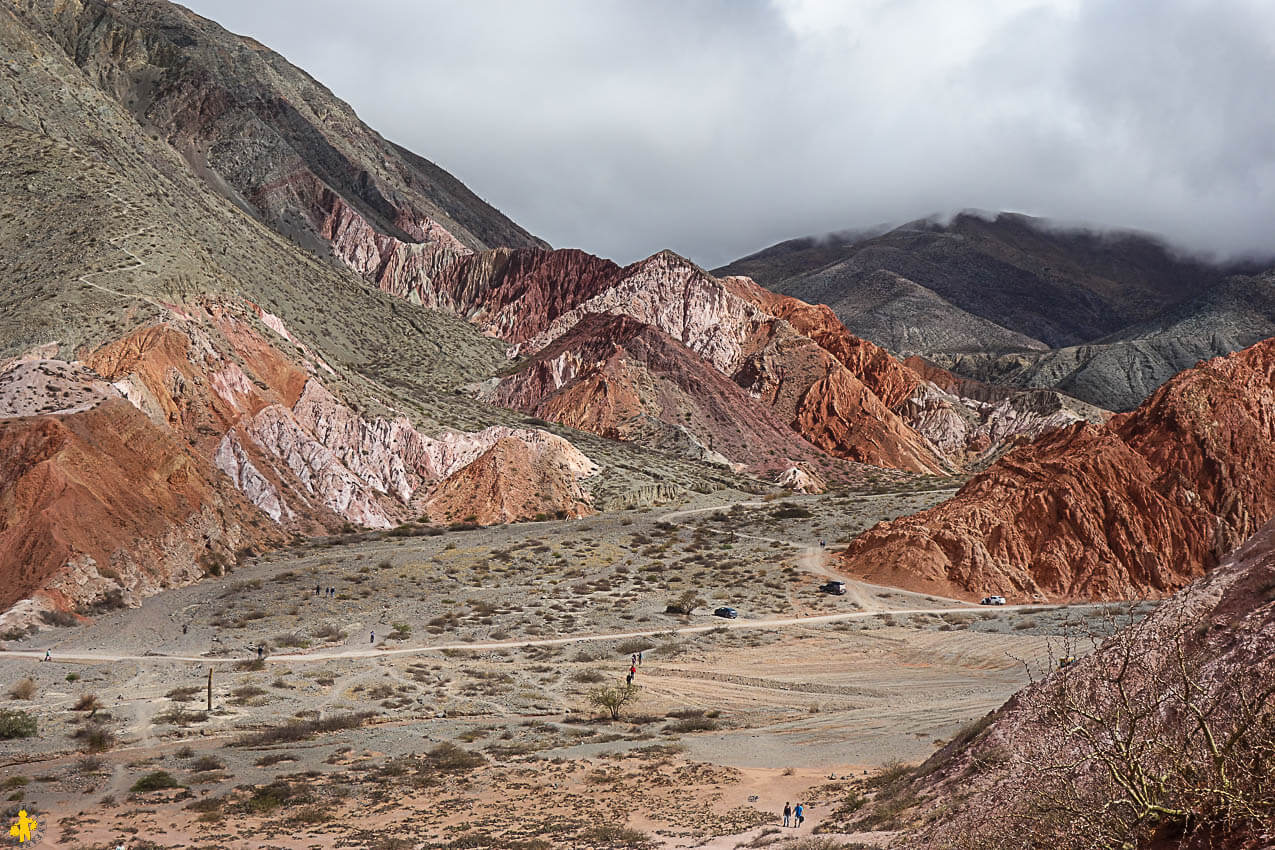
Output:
838,338,1275,601
456,249,953,475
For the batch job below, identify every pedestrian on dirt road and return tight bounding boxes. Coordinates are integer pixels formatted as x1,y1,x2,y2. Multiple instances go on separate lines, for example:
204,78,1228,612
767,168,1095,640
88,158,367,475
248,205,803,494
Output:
370,631,375,644
315,584,320,596
783,802,791,827
257,645,263,660
43,649,50,662
630,663,637,678
182,623,188,635
626,672,633,686
631,653,637,666
637,651,643,666
794,803,804,827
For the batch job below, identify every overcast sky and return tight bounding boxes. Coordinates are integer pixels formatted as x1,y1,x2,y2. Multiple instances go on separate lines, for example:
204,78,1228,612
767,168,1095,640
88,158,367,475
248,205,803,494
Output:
184,0,1275,268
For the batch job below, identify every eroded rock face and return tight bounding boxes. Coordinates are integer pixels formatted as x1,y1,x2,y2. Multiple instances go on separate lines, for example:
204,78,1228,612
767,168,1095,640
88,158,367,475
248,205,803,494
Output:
0,302,599,620
484,313,831,474
0,399,283,616
467,249,950,474
892,519,1275,849
775,466,827,494
424,435,597,526
839,338,1275,601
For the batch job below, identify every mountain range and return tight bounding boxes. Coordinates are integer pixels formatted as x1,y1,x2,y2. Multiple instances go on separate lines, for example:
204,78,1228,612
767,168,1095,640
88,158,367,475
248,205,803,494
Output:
718,213,1275,411
2,0,1274,625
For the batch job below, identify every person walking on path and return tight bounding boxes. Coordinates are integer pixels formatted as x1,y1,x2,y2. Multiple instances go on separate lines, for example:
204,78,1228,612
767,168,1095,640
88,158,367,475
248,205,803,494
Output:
43,649,51,662
783,802,791,827
626,671,633,686
315,584,320,596
630,663,637,678
794,803,804,828
370,631,375,644
637,651,643,666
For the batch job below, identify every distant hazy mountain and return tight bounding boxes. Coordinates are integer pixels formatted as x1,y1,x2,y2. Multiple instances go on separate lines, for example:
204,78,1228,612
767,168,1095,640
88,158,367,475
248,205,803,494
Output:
719,212,1273,409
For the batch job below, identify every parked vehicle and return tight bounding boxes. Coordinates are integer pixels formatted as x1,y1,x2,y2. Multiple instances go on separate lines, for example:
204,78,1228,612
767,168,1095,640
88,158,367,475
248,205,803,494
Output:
820,581,847,595
713,607,739,619
980,595,1007,605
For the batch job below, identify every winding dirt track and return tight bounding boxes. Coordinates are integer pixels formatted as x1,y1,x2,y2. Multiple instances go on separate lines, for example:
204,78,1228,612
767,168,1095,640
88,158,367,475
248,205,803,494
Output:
0,493,1051,668
0,602,1045,666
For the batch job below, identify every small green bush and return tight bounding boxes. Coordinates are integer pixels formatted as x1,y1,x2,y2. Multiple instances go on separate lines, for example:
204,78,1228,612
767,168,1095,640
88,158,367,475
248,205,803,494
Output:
0,710,36,740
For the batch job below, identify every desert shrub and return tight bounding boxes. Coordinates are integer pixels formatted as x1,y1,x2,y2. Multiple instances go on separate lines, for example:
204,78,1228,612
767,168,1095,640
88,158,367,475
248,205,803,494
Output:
663,716,719,734
38,610,78,628
615,639,655,655
242,780,311,814
273,632,309,648
76,755,105,773
155,707,208,726
189,756,224,773
130,771,181,793
664,590,705,616
8,678,37,701
577,825,655,848
73,723,114,752
232,712,373,747
587,683,641,720
234,658,266,672
165,686,202,703
572,670,605,684
424,742,487,772
771,503,813,519
71,693,102,713
387,622,412,641
310,624,346,642
255,753,297,767
0,710,36,739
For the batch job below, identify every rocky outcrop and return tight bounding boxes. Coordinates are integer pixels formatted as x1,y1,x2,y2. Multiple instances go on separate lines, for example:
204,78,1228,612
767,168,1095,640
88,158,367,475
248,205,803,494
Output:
775,465,826,494
425,248,624,341
0,302,600,618
900,382,1109,461
838,337,1275,601
470,249,950,474
887,519,1275,849
0,399,283,616
424,434,597,526
484,313,832,474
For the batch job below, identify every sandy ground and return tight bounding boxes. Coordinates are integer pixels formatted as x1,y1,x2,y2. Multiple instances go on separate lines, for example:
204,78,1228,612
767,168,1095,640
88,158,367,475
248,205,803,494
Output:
0,487,1130,849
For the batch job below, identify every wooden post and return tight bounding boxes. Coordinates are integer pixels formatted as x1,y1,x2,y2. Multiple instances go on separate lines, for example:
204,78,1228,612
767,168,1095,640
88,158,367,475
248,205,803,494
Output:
206,667,213,712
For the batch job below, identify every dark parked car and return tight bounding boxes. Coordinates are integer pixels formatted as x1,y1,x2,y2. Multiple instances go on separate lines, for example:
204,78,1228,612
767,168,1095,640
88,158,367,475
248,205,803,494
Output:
713,607,738,619
820,581,847,595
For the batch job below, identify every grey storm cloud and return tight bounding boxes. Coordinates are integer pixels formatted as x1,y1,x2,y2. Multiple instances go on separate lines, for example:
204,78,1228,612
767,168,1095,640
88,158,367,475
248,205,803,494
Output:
183,0,1275,268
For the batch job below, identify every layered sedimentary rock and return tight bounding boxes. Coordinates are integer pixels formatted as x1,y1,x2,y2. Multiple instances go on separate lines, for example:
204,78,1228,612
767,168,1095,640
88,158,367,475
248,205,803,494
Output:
838,338,1275,601
463,249,950,474
0,302,598,620
16,0,544,300
484,313,832,474
424,433,598,526
0,398,283,615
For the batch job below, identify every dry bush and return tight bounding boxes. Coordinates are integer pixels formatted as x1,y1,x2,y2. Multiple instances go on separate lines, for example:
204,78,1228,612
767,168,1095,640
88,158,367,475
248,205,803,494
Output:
952,603,1275,849
73,723,114,752
71,693,102,713
232,712,373,747
8,678,36,701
